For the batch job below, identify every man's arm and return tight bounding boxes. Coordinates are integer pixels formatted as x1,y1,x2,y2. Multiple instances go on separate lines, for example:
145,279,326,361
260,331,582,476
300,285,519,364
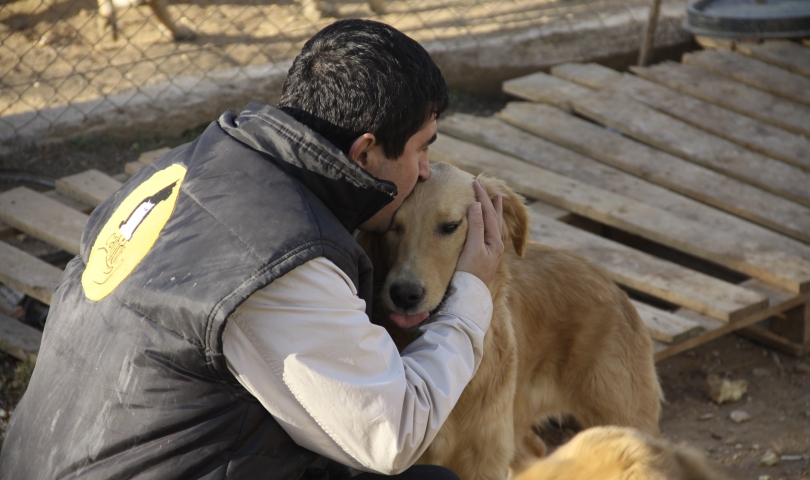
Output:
222,256,492,474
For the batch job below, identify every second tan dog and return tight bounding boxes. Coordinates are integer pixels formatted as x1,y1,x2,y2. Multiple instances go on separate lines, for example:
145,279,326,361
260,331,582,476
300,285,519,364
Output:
514,426,735,480
359,162,663,479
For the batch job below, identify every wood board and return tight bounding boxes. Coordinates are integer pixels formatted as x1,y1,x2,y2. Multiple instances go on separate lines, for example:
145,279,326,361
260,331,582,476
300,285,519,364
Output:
0,187,88,255
493,102,810,246
631,61,810,138
56,169,123,208
0,313,42,363
683,49,810,107
550,62,810,172
734,40,810,78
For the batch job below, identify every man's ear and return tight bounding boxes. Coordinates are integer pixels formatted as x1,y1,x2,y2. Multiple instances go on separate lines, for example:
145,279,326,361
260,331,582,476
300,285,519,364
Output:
349,133,378,169
478,175,529,257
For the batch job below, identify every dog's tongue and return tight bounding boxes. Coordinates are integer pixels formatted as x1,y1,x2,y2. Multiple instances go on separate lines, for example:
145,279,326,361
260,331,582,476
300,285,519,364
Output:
389,311,430,329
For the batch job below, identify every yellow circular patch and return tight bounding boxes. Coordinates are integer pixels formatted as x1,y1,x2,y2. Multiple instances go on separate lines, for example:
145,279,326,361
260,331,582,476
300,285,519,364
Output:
82,164,187,301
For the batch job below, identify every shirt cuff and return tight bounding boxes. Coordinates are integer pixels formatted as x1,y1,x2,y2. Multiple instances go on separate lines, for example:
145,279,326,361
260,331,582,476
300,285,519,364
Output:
434,271,493,331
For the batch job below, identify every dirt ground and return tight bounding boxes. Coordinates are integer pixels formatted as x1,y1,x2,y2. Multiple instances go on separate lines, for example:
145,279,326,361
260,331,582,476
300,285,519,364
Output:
0,92,808,479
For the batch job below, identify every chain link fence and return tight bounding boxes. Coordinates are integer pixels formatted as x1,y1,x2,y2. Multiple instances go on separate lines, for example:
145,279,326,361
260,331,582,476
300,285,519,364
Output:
0,0,690,147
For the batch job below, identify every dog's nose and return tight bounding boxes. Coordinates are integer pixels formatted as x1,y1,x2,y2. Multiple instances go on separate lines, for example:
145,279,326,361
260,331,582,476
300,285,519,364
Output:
389,282,426,311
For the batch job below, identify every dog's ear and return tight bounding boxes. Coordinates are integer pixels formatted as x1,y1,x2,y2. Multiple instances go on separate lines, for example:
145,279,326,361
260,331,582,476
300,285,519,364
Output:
479,175,529,257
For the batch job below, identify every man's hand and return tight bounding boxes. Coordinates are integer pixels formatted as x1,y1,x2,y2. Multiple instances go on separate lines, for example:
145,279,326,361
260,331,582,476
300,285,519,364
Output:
456,179,504,288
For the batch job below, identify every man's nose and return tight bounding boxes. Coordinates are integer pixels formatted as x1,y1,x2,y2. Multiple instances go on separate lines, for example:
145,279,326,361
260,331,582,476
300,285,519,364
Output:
418,154,430,181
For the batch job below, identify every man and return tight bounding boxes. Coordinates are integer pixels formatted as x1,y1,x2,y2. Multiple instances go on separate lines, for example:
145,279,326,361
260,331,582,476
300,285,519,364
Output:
0,19,503,479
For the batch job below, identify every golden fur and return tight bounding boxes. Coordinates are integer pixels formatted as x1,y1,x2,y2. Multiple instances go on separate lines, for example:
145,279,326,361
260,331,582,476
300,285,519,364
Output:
514,426,735,480
358,163,663,480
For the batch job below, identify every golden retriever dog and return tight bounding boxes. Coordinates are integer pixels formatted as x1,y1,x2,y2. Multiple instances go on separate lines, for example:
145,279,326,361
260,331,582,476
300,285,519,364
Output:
358,162,663,480
514,426,735,480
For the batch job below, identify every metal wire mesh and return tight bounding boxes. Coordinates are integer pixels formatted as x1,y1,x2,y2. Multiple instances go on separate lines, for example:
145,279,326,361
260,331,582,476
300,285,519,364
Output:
0,0,689,146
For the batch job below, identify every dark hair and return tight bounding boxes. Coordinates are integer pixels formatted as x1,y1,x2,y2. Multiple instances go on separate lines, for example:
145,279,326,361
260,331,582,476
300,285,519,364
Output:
278,19,449,159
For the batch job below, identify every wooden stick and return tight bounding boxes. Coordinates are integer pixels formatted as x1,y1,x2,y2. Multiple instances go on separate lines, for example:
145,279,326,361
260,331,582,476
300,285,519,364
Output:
638,0,663,66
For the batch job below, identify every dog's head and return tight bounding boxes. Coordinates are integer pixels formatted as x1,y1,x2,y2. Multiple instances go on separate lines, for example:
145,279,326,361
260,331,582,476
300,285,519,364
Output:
364,162,528,331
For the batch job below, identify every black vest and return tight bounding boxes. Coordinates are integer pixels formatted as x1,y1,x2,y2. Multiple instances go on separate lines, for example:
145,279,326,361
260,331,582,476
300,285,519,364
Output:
0,104,396,479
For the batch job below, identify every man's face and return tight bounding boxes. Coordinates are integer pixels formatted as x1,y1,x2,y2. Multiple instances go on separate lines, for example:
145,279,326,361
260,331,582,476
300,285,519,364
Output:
356,119,437,232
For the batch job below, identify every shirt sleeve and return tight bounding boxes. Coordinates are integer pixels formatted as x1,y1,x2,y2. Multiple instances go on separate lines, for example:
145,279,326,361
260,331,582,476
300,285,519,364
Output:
222,256,493,474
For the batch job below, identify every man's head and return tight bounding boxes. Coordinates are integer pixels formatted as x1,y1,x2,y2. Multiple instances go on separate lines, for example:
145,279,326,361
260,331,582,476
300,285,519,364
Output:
278,19,449,231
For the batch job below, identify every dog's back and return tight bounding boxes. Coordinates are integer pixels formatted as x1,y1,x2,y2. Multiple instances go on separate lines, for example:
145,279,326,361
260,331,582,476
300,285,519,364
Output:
514,426,735,480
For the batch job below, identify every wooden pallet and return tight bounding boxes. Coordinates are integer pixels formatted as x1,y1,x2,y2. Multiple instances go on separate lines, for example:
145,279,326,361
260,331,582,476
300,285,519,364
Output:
0,148,169,362
434,40,810,360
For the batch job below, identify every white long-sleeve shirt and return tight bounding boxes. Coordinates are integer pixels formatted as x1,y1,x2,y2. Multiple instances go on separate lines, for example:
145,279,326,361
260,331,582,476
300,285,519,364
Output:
222,256,493,474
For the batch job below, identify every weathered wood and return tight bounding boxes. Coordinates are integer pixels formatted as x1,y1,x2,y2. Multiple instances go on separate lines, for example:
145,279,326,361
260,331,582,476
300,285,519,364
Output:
0,187,87,255
493,104,810,245
631,300,703,344
138,147,172,165
441,113,810,260
655,290,810,361
631,61,810,137
0,241,62,305
735,40,810,78
551,62,622,89
431,135,810,294
738,325,810,357
569,89,810,208
125,161,148,176
43,190,93,213
694,35,735,50
684,49,810,107
0,312,42,363
525,207,765,322
550,63,810,171
56,169,123,208
769,303,810,346
502,73,592,112
525,199,572,221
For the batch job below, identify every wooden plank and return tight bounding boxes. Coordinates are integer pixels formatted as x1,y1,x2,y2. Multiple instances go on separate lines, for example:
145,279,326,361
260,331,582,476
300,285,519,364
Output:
526,207,765,322
494,102,810,245
735,40,810,78
441,113,810,259
551,62,622,89
683,49,810,107
631,300,703,344
43,190,93,213
568,89,810,208
737,325,810,357
526,200,572,221
431,135,810,294
138,147,171,165
550,63,810,172
125,161,148,176
694,36,736,51
0,187,87,255
0,312,42,363
56,169,123,207
654,291,810,361
631,61,810,137
0,241,62,305
503,73,592,112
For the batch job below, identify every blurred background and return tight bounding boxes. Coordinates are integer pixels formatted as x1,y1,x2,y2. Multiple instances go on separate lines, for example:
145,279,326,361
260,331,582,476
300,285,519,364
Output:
0,0,691,149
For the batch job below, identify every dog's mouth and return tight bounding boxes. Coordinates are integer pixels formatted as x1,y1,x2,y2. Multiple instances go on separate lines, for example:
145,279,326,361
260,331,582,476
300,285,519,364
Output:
384,284,453,330
388,311,430,329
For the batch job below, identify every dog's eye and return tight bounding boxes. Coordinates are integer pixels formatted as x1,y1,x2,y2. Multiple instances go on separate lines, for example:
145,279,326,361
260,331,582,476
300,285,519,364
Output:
439,223,460,235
